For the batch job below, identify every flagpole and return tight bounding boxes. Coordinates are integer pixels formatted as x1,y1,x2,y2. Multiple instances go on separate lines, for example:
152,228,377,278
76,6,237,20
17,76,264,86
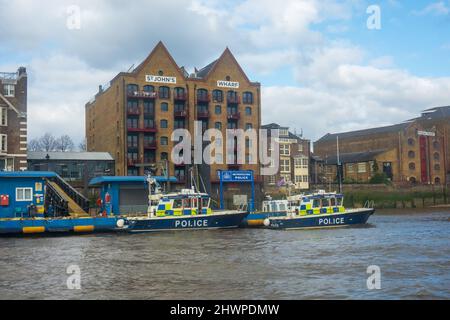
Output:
337,136,342,193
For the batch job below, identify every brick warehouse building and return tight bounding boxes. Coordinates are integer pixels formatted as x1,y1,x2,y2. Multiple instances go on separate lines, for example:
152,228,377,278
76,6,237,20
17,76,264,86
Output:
86,41,262,205
0,67,28,171
314,106,450,185
261,123,310,194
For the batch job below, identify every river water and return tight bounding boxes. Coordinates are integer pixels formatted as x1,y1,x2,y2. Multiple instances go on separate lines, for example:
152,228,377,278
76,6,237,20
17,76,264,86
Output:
0,209,449,300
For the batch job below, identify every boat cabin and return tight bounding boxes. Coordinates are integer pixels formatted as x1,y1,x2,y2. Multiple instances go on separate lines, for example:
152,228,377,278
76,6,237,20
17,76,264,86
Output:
156,189,213,217
288,191,345,216
262,200,289,213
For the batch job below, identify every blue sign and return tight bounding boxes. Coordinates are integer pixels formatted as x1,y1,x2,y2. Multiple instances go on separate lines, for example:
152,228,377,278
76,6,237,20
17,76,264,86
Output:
219,170,254,182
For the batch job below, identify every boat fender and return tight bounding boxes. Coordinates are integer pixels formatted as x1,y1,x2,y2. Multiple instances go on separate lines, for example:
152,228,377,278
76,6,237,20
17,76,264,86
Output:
116,219,125,228
263,218,270,227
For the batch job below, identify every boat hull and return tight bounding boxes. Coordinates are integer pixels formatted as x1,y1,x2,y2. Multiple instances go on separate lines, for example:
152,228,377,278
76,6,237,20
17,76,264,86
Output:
266,209,374,230
126,211,248,233
241,211,287,227
0,217,122,235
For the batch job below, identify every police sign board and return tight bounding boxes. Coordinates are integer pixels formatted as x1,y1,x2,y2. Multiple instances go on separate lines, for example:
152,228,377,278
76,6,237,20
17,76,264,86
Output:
219,170,254,182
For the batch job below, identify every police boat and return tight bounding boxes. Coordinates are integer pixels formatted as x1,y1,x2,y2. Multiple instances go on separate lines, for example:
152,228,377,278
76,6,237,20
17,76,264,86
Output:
263,190,374,230
125,175,248,233
241,197,288,227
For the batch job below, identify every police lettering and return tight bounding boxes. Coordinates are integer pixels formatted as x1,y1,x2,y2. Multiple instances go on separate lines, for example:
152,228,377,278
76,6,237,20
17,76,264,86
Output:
175,219,208,228
318,217,345,225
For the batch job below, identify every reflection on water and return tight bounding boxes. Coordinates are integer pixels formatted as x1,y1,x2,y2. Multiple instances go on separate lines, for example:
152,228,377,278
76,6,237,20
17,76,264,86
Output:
0,210,449,300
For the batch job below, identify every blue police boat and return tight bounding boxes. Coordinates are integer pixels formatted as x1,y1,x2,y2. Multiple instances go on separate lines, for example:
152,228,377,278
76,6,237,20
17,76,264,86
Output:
263,191,374,230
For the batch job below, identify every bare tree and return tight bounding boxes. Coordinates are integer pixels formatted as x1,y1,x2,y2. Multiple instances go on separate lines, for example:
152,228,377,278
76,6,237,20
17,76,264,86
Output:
28,138,41,151
78,138,87,151
40,133,57,152
55,135,74,152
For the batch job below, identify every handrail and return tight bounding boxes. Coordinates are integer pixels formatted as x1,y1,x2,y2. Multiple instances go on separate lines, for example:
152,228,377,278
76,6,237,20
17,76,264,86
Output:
52,174,90,212
45,181,69,216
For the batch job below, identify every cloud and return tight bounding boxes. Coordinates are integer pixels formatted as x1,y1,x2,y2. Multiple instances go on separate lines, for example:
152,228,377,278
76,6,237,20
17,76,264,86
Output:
412,1,450,16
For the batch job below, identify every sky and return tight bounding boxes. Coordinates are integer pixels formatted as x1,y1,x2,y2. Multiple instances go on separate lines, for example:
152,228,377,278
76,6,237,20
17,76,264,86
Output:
0,0,449,145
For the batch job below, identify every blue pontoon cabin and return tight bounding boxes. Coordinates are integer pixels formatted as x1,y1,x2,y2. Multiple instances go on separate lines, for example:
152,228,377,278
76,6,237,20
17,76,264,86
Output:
89,176,177,216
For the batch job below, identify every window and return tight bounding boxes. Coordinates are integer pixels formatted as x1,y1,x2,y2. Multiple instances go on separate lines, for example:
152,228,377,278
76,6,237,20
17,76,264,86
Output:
298,144,303,152
159,86,170,99
434,164,441,171
3,84,15,97
245,107,252,116
409,162,416,170
144,101,154,115
408,138,415,146
408,151,415,158
160,120,168,129
0,107,7,126
1,134,8,153
144,118,155,129
215,122,222,130
268,175,276,185
433,141,440,150
127,100,138,111
174,87,185,97
160,137,169,146
212,90,223,103
347,163,355,173
127,118,138,129
280,144,290,156
197,89,209,101
174,119,185,129
161,152,169,160
127,135,138,149
434,152,440,161
143,85,154,93
280,159,290,172
295,175,302,183
215,105,222,115
303,175,309,183
227,90,238,102
245,123,252,130
161,102,169,112
127,84,138,94
357,162,366,173
242,92,253,104
16,187,33,201
302,158,308,168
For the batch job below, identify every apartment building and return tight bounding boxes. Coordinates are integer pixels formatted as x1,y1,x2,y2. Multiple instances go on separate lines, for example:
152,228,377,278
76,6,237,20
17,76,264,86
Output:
0,67,28,171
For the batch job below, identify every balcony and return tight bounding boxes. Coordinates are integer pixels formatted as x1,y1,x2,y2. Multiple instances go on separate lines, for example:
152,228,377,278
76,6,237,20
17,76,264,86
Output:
144,141,157,150
127,108,140,116
227,112,240,120
127,159,138,166
227,96,241,104
174,110,188,118
197,110,209,119
174,92,187,101
127,125,158,133
197,94,210,103
127,91,157,99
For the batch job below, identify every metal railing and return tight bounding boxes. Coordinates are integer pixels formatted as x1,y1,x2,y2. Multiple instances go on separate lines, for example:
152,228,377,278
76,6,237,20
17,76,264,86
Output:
45,182,69,217
52,174,90,212
0,72,18,80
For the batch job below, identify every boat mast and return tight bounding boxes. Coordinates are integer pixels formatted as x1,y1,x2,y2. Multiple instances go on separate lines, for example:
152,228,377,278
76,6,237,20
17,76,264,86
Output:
337,136,342,194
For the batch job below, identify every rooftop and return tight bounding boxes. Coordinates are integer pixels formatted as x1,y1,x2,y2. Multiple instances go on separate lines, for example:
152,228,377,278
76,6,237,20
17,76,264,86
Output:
322,149,387,165
0,171,57,178
316,123,409,143
28,151,114,161
89,176,178,186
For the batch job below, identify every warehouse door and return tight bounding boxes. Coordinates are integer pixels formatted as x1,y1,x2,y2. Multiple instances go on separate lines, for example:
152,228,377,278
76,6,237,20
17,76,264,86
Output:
119,185,148,214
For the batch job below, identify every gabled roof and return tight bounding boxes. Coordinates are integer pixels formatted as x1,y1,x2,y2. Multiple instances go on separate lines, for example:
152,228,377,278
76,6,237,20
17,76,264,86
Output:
196,59,218,79
316,123,410,143
322,150,388,165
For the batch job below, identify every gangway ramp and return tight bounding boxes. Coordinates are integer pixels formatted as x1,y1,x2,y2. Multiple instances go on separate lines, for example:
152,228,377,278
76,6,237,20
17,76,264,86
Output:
47,180,89,217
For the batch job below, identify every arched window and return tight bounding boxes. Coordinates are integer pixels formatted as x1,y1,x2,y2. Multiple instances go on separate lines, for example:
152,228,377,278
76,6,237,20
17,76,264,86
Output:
407,138,415,146
409,162,416,170
143,85,154,92
433,140,440,149
245,107,252,116
160,119,168,129
161,102,169,112
434,152,440,161
409,177,417,184
212,90,223,103
159,86,170,99
408,151,415,158
160,138,169,147
243,92,253,104
215,105,222,115
174,87,185,99
127,84,138,93
435,177,441,184
197,89,209,102
215,122,222,130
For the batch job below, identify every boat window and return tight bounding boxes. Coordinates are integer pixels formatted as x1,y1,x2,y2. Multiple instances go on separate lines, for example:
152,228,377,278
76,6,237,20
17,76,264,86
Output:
183,198,191,208
313,199,320,208
279,203,287,211
270,203,277,212
322,198,330,207
330,198,336,207
202,198,210,208
336,198,343,206
173,199,183,209
192,198,198,209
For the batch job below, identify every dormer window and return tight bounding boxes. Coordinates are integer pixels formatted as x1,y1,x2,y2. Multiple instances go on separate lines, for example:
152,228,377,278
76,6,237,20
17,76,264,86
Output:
3,84,15,97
